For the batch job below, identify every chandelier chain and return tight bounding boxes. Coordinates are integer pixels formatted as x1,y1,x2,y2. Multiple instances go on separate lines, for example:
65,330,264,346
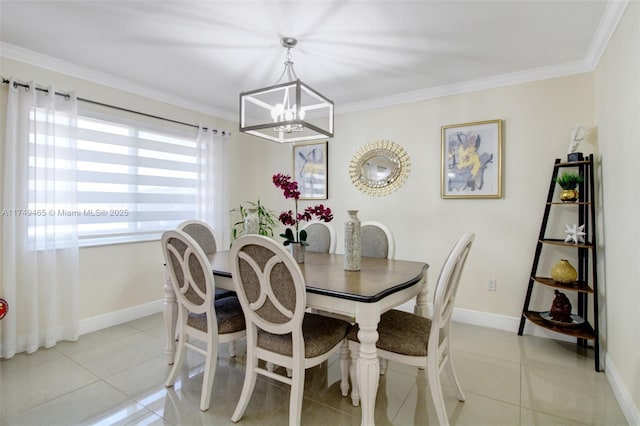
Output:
274,41,299,84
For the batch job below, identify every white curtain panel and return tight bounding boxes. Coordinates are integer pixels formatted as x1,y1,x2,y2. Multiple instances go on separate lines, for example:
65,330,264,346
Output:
1,80,80,358
196,126,230,249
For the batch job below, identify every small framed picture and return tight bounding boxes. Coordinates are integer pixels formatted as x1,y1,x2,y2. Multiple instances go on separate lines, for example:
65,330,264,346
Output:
441,119,502,199
293,141,328,200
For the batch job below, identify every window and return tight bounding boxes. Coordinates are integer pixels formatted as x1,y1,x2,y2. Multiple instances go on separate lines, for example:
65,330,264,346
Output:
25,105,205,247
74,111,200,246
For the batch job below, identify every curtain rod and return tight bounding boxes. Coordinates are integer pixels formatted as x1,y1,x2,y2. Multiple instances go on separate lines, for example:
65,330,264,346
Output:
1,77,230,136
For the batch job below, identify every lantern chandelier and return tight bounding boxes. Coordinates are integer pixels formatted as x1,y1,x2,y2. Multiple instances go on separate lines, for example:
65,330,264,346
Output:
239,37,334,143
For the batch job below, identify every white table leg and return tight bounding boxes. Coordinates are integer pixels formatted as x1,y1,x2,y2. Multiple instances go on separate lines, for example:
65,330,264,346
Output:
356,309,380,426
163,266,177,365
413,269,429,318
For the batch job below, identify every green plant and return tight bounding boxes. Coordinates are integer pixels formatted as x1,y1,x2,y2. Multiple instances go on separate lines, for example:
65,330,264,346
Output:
230,200,277,241
555,172,584,190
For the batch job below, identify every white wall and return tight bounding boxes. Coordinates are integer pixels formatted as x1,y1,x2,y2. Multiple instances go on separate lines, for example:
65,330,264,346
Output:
594,1,640,421
254,73,595,323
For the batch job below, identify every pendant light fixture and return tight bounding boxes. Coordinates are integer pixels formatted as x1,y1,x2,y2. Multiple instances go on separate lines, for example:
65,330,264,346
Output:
239,37,334,143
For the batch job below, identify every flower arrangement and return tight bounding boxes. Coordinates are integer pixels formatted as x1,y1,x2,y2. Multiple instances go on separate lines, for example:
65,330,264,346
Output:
272,173,333,246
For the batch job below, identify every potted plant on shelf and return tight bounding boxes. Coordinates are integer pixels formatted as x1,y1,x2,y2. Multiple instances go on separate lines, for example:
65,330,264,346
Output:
555,172,584,202
273,173,333,263
230,200,277,242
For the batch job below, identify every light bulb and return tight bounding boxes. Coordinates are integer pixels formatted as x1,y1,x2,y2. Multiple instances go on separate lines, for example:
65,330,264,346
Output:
271,104,284,121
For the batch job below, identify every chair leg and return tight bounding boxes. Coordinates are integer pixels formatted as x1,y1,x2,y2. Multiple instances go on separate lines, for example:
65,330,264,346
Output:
231,339,258,423
348,341,360,406
200,339,218,411
339,340,350,397
443,351,465,401
165,321,187,387
427,356,449,426
379,358,388,375
174,310,182,341
289,367,305,426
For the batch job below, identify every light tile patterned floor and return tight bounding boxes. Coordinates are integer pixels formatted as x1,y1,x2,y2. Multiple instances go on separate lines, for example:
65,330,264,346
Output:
0,313,628,425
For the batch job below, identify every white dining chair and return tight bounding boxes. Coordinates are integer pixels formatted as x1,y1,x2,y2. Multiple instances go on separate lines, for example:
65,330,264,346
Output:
161,230,246,411
361,221,395,259
177,219,236,300
229,235,350,426
300,220,337,253
177,219,238,356
347,233,475,426
359,221,396,373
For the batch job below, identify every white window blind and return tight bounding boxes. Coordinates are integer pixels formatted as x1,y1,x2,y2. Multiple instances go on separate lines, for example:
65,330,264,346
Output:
74,110,199,246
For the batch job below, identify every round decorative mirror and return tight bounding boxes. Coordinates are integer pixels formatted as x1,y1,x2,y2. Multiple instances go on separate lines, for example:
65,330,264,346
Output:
349,140,411,196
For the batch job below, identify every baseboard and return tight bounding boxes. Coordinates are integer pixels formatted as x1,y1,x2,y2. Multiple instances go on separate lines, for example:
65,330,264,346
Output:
78,299,164,335
605,354,640,426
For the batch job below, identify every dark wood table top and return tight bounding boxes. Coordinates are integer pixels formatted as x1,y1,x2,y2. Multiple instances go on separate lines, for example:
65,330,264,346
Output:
210,250,428,303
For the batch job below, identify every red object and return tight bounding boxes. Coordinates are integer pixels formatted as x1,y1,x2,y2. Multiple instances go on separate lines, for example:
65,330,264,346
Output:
0,298,7,320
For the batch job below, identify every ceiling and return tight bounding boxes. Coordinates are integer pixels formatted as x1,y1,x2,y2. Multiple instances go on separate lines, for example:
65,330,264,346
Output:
0,1,624,121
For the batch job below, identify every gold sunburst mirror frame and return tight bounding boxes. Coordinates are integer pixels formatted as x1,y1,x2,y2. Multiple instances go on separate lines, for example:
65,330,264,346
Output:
349,140,411,197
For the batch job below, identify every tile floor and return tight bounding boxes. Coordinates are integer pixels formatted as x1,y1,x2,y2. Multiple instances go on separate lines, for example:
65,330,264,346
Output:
0,313,628,425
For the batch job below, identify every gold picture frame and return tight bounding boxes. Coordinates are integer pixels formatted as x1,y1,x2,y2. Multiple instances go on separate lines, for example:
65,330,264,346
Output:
441,119,502,199
293,141,328,200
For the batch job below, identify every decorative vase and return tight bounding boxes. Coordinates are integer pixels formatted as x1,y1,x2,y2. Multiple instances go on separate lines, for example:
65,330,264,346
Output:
244,207,259,234
560,189,579,202
550,290,573,323
344,210,361,271
551,259,578,283
289,242,305,264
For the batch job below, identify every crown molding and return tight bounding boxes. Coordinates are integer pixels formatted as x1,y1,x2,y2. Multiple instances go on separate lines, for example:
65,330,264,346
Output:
0,42,237,122
585,0,629,70
336,60,590,115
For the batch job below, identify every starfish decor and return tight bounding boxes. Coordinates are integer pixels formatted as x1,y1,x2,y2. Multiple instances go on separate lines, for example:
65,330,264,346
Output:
564,224,586,244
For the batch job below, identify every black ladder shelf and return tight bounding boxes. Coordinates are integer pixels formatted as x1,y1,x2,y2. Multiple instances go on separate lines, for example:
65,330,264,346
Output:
518,155,600,371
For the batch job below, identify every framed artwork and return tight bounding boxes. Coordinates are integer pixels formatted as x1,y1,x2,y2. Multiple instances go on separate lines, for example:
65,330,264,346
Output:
441,119,502,199
293,141,328,200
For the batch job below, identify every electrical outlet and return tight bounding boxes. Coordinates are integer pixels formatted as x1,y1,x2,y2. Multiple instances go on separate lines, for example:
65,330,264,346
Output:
487,278,496,291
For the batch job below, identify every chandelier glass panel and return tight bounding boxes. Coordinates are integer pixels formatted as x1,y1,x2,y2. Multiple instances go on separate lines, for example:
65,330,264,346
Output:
239,37,334,143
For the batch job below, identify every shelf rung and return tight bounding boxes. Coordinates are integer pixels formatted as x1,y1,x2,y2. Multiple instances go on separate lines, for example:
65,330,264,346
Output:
532,276,594,293
523,311,596,340
539,239,592,249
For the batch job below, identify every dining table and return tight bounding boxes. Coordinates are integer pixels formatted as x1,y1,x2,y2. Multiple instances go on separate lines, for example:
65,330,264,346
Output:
163,250,429,426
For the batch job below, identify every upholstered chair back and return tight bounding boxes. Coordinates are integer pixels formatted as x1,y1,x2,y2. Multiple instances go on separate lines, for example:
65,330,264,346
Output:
301,221,336,253
178,220,217,255
360,221,395,259
231,235,306,335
